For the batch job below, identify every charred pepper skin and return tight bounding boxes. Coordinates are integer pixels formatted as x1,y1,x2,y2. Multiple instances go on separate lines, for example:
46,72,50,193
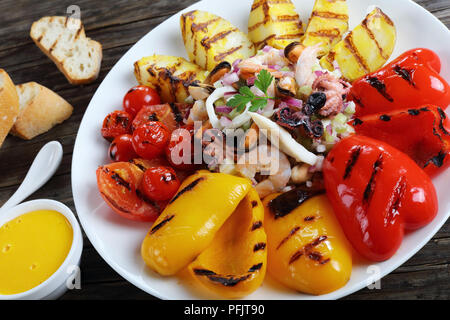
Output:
352,105,450,177
141,171,251,276
323,135,438,262
263,192,352,295
349,48,450,117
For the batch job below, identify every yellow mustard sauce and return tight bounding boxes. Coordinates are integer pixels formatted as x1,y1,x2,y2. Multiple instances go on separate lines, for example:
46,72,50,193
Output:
0,210,73,295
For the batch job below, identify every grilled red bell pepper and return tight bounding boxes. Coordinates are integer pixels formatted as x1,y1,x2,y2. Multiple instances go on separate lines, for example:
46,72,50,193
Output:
323,135,438,261
351,105,450,177
349,48,450,117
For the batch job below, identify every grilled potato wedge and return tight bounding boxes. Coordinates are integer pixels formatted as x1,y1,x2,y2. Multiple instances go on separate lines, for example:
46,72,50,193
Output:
134,54,207,103
180,10,255,71
320,7,396,82
302,0,349,57
248,0,304,50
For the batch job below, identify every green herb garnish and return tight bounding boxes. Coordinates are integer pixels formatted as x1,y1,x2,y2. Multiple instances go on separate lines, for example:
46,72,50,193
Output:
226,69,275,112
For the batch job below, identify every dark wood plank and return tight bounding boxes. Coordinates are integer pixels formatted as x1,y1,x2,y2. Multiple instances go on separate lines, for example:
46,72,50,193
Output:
0,0,449,300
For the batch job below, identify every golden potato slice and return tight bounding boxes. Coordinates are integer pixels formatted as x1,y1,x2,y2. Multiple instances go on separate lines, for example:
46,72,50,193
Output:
302,0,349,56
320,7,396,82
180,10,256,71
134,54,207,103
248,0,304,50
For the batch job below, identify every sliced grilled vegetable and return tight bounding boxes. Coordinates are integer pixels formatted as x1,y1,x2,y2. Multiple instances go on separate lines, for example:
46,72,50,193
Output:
352,105,450,177
96,158,169,222
134,54,207,103
141,171,252,275
263,189,352,295
320,7,396,82
323,135,438,261
187,188,266,298
349,48,450,117
180,10,255,71
248,0,304,50
302,0,349,57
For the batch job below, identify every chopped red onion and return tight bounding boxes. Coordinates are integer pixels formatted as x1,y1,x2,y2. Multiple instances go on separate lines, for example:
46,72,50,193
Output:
219,116,232,127
326,124,333,135
222,72,239,86
232,59,242,69
247,77,256,86
268,64,281,70
279,49,285,57
250,86,265,97
262,45,273,53
215,105,233,114
281,71,295,78
283,97,303,108
314,70,326,77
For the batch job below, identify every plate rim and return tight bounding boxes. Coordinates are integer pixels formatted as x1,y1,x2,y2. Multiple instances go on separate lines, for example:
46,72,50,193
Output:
71,0,450,300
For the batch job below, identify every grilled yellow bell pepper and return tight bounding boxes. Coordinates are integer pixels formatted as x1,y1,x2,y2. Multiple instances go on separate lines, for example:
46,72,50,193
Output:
187,188,267,298
141,171,251,276
263,190,352,295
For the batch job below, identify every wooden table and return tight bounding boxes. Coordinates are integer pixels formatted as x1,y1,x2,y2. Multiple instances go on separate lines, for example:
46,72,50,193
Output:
0,0,448,300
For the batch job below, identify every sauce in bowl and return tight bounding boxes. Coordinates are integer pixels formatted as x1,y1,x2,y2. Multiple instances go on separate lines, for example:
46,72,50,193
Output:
0,210,73,295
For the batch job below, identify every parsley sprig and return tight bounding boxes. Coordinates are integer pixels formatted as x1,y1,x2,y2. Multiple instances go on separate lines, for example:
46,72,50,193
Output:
226,69,275,112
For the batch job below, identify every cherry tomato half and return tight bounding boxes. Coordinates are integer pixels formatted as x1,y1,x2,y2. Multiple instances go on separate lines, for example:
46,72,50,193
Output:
109,134,137,162
101,110,132,141
141,166,180,201
123,85,161,118
132,122,170,160
165,124,197,170
96,161,166,222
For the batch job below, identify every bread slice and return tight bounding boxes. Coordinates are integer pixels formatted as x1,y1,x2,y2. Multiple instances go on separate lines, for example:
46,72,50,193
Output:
30,16,102,85
0,69,20,147
11,82,73,140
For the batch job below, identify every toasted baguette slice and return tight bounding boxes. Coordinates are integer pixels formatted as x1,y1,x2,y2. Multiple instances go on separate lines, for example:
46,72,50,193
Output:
30,16,102,85
11,82,73,140
0,69,20,147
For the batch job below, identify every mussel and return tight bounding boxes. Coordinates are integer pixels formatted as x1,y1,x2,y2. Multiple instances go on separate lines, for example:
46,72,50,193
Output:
275,77,297,98
205,61,232,85
188,83,216,100
284,42,306,64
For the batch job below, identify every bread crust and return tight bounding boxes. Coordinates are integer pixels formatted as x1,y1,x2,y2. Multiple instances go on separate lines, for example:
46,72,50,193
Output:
0,69,20,146
30,16,102,85
11,82,73,140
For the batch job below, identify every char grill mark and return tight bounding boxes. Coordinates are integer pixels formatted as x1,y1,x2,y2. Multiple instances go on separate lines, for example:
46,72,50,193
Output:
386,176,406,225
269,187,324,219
289,235,328,264
251,221,263,231
253,243,266,252
277,226,300,250
393,65,416,87
363,153,384,205
169,177,205,204
366,77,394,102
150,215,174,235
343,146,362,180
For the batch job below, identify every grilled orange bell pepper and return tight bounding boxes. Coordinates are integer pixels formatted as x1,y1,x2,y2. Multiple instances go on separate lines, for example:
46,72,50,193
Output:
263,189,352,295
141,171,251,275
187,188,267,299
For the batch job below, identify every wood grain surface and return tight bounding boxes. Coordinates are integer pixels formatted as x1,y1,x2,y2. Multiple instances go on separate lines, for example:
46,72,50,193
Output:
0,0,448,300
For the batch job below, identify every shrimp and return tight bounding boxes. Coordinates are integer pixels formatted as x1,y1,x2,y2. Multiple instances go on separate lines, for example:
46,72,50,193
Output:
236,144,292,198
295,43,322,88
238,48,289,80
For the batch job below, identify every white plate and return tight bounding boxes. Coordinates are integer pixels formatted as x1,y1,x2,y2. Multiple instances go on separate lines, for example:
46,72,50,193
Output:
72,0,450,299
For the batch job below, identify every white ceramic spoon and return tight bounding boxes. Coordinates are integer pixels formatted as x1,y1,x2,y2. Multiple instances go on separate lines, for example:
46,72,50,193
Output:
0,141,63,214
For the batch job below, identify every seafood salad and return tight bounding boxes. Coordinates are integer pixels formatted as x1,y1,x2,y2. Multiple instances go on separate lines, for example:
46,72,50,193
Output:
96,0,449,299
185,42,356,197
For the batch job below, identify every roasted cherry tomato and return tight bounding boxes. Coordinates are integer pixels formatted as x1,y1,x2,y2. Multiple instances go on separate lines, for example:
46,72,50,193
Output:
109,134,137,162
96,160,168,222
132,122,170,160
132,103,191,132
101,110,132,141
323,135,438,261
165,124,197,170
123,85,161,117
141,166,180,201
349,48,450,117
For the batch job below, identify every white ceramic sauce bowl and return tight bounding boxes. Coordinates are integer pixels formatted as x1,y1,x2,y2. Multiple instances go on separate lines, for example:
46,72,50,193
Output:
0,199,83,300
